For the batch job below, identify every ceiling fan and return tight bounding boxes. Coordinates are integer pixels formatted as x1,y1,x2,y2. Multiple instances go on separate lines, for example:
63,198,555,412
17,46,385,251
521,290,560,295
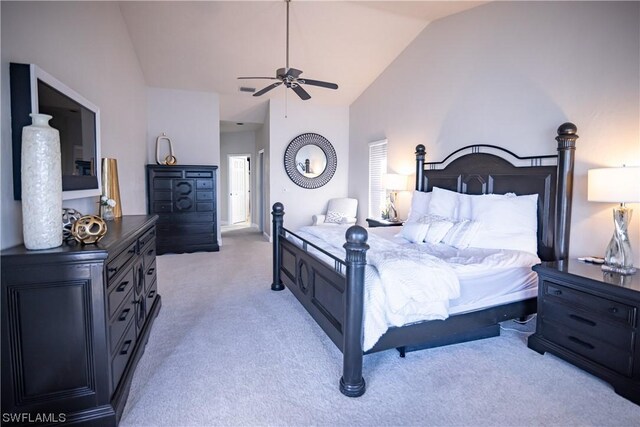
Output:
238,0,338,100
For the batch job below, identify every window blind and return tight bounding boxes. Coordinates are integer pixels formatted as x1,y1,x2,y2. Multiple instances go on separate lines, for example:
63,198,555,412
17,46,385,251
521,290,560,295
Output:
368,140,388,218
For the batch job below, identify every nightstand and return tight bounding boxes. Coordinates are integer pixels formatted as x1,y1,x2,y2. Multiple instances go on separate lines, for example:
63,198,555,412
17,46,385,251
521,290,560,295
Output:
528,260,640,405
366,218,403,228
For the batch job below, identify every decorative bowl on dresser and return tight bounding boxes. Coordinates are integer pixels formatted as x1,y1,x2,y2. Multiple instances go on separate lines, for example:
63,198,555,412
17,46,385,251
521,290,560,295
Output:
528,260,640,405
146,165,219,255
1,215,161,425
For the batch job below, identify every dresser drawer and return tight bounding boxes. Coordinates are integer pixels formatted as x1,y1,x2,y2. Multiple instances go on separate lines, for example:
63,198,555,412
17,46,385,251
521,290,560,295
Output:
108,267,135,318
144,259,157,293
157,212,214,224
197,202,214,212
196,179,212,189
541,321,634,376
196,191,213,201
109,291,135,353
153,201,173,213
111,320,137,391
153,179,173,190
541,299,634,351
158,223,214,235
107,241,137,283
186,170,213,178
174,180,194,195
146,279,158,317
142,243,156,268
543,281,636,326
139,226,156,249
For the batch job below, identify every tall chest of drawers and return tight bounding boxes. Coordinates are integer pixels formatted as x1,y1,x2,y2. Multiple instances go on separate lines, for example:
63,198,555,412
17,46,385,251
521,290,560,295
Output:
146,165,219,254
528,261,640,404
1,215,161,425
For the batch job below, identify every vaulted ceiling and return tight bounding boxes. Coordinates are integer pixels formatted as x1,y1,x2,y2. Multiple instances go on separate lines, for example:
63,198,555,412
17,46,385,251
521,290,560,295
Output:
120,1,485,126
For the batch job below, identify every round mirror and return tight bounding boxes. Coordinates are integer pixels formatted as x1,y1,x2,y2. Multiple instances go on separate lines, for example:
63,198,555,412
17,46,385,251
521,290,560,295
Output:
284,133,337,189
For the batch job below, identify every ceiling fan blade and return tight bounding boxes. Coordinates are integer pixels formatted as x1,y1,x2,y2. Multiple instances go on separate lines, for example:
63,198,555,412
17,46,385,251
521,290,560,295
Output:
238,76,279,80
291,84,311,101
299,79,338,90
253,82,283,97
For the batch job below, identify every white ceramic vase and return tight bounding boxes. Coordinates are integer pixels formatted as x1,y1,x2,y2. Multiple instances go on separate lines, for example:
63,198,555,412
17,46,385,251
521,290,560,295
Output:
21,113,63,250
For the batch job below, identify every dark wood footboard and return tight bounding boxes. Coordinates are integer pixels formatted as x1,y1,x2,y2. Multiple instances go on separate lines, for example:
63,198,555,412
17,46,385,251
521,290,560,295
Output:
272,202,369,396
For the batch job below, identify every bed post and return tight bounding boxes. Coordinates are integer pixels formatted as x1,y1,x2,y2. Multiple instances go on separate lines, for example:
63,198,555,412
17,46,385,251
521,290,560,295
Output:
271,202,285,291
554,122,578,261
415,144,426,191
340,225,369,397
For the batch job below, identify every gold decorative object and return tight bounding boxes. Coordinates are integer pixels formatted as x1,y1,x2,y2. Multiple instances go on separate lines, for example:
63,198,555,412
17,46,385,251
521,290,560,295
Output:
156,133,177,165
71,215,107,244
101,158,122,218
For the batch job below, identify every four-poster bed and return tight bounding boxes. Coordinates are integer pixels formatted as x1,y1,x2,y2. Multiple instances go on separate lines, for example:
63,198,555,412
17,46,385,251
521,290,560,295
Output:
270,123,578,396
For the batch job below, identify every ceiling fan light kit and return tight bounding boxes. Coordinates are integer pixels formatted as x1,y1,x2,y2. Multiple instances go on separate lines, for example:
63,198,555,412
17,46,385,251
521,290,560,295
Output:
238,0,338,101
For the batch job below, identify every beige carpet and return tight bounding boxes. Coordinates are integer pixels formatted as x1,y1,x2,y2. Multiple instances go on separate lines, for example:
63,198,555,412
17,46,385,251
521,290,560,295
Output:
120,228,640,426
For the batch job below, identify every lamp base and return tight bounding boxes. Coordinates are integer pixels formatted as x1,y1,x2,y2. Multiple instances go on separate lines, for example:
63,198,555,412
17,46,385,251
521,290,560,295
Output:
602,206,635,275
601,264,636,275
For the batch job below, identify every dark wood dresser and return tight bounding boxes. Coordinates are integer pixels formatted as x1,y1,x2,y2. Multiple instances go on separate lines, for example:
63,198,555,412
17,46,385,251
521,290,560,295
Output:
1,215,161,425
528,260,639,404
146,165,219,254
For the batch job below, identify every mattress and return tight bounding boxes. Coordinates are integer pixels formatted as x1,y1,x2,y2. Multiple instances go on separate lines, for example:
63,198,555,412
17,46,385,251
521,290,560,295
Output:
288,225,540,350
370,227,539,315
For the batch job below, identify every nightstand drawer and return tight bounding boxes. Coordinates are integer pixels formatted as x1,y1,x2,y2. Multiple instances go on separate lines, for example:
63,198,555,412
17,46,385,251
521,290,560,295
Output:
541,321,633,376
544,281,636,326
542,300,634,351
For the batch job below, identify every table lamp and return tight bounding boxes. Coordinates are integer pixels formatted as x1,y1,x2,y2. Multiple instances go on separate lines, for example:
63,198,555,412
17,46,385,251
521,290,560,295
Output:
383,173,407,221
588,166,640,275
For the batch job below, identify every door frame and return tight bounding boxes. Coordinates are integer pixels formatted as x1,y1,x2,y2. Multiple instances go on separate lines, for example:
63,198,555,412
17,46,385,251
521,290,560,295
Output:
227,154,252,225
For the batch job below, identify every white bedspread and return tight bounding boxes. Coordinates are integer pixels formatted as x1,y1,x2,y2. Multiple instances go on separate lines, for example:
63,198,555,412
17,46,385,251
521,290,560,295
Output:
295,226,460,351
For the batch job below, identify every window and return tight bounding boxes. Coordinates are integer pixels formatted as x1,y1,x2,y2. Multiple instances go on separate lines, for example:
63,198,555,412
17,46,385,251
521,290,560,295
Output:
368,140,388,218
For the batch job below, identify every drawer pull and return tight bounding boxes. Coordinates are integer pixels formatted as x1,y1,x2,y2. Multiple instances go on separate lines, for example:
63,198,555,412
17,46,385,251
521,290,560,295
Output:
568,314,596,327
108,267,118,273
127,247,136,254
608,307,619,314
147,249,155,256
147,268,156,275
118,308,131,322
148,290,156,298
553,290,562,296
116,281,129,292
120,340,132,355
568,336,595,350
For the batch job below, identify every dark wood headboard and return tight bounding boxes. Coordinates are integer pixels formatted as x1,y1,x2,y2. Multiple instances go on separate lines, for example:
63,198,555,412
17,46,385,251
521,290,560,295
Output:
414,123,578,262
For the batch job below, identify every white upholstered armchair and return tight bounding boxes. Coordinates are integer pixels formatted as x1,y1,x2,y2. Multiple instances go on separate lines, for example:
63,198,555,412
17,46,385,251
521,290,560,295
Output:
312,198,358,226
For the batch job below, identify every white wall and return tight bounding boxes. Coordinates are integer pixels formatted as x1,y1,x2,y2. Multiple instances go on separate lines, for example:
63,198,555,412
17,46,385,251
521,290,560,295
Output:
1,1,147,249
146,87,221,243
256,108,271,236
220,130,257,225
269,98,350,233
349,1,640,264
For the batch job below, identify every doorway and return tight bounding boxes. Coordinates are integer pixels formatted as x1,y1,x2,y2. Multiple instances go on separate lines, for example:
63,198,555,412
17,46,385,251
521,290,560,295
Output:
228,154,251,226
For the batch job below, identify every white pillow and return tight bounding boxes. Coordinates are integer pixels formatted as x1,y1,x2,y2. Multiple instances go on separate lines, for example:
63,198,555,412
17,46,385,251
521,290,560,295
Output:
399,222,430,243
429,187,474,220
419,214,455,244
428,187,458,219
406,191,432,223
469,193,538,254
324,210,344,224
442,220,481,249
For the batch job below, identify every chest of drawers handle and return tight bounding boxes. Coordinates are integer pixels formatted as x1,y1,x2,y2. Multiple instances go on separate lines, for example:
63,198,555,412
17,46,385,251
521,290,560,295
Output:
118,308,131,322
553,290,562,296
568,336,595,350
116,281,129,292
109,267,118,273
608,307,618,314
147,268,156,276
148,290,156,298
120,340,132,355
568,314,596,327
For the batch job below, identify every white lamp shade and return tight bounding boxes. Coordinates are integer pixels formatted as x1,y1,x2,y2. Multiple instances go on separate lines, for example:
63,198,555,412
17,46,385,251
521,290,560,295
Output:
383,173,408,191
588,166,640,203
